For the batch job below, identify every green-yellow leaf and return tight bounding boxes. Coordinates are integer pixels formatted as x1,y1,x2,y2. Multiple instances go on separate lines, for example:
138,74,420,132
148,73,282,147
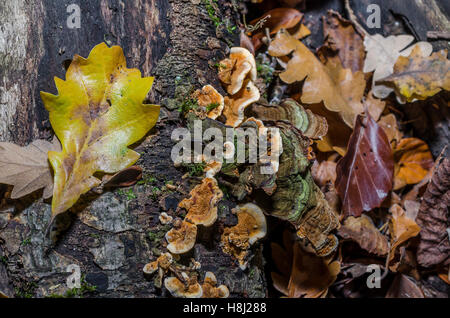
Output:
40,43,160,217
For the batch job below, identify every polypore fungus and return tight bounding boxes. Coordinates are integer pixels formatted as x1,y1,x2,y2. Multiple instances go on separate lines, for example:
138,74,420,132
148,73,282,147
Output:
242,117,283,174
159,212,173,225
248,99,328,139
166,220,198,254
143,252,174,275
164,275,203,298
204,160,222,179
223,80,260,127
178,177,223,227
143,252,174,288
201,272,230,298
192,85,224,120
218,47,257,95
221,203,267,270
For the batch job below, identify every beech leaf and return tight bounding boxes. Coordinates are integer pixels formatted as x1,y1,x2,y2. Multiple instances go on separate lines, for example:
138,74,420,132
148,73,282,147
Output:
0,138,61,199
335,113,394,217
40,43,160,217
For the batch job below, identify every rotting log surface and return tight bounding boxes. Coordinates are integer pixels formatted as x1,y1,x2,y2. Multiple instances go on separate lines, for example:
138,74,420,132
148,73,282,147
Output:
0,0,267,298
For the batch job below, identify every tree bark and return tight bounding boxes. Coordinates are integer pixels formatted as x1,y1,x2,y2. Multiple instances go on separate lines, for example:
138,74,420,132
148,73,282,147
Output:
0,0,266,298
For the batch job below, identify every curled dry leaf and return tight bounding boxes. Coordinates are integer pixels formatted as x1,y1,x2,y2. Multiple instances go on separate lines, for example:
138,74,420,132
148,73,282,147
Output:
393,138,434,190
389,204,421,262
335,113,394,217
305,102,352,156
362,33,432,99
250,8,303,50
381,46,450,102
338,215,389,256
272,241,340,298
0,137,61,199
322,10,365,73
40,43,159,217
325,60,366,127
103,166,143,188
416,158,450,267
292,24,311,40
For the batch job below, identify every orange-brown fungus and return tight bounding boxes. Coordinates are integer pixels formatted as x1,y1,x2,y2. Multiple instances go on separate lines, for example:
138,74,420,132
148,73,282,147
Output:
221,203,267,269
166,220,197,254
179,177,223,227
192,85,224,120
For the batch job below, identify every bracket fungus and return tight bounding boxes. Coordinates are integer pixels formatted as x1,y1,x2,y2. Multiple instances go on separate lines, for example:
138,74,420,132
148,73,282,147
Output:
201,272,230,298
164,275,203,298
248,99,328,139
221,203,267,270
218,47,257,95
223,80,260,127
165,220,198,254
159,212,173,225
143,252,174,288
192,85,224,120
179,177,223,227
269,122,339,256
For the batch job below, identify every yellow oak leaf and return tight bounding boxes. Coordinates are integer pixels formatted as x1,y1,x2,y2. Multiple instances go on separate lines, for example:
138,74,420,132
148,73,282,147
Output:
40,43,160,217
381,46,450,102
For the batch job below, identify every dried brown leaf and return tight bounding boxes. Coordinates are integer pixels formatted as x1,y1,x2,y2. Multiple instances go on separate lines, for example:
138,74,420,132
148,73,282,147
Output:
389,204,421,261
322,10,365,72
338,215,389,256
393,138,434,190
0,138,61,199
416,158,450,267
335,113,394,217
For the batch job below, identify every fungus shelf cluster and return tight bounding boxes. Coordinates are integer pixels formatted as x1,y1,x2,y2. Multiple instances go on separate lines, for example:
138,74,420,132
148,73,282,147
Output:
144,47,340,298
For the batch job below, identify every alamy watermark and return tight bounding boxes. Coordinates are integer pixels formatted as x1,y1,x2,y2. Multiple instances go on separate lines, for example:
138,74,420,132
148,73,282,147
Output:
66,264,81,288
67,4,81,29
171,120,282,175
366,4,381,28
366,264,381,289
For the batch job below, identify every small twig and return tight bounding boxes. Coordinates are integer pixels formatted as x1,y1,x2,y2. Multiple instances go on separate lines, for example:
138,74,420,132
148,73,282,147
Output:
427,31,450,40
380,242,391,281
